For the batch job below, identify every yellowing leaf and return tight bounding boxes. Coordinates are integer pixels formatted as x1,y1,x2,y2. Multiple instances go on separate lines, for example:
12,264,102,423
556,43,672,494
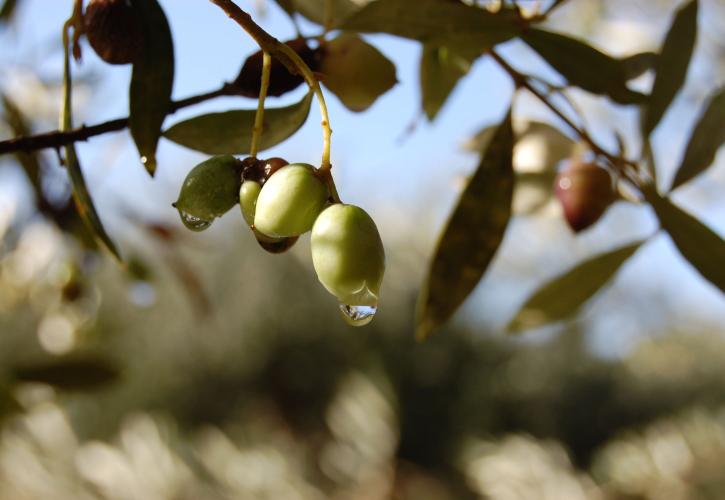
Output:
417,110,514,340
129,0,175,175
522,29,645,105
164,92,312,154
321,34,397,112
671,86,725,190
644,186,725,293
641,0,698,137
507,240,647,333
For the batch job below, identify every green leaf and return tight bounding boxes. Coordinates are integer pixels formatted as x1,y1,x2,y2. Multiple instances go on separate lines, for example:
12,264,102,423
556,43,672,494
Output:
420,43,479,121
417,109,514,340
644,186,725,293
13,356,120,391
321,34,397,112
129,0,174,176
641,0,698,137
292,0,362,27
61,27,121,261
342,0,519,50
164,91,313,154
671,86,725,190
507,240,646,333
522,29,646,105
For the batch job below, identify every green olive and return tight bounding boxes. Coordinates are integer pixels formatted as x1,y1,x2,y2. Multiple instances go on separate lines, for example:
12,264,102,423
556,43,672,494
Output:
174,155,242,231
310,204,385,307
254,163,329,237
239,180,262,227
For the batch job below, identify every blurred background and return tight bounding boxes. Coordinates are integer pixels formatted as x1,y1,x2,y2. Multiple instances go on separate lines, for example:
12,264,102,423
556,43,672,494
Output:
1,0,725,498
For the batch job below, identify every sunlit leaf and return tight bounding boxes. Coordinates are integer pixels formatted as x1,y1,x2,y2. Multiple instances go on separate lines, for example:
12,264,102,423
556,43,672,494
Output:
163,91,312,154
644,186,725,293
671,86,725,190
420,43,479,121
129,0,174,176
417,109,514,340
507,239,647,333
342,0,519,50
641,0,698,137
13,356,120,391
61,26,121,261
321,34,397,112
522,29,646,105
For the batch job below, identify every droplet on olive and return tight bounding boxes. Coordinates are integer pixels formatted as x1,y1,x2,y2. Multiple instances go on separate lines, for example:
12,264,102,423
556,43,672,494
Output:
253,163,329,238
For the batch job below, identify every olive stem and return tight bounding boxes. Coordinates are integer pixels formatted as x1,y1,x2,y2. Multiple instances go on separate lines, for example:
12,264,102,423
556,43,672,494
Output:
250,51,271,158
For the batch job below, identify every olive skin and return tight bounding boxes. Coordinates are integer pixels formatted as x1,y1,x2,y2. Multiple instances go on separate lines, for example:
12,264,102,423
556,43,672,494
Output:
310,204,385,307
84,0,143,65
253,163,329,238
555,161,616,232
240,180,262,227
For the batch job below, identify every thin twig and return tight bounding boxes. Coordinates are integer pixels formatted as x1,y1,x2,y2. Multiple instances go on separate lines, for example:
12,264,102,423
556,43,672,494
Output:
250,52,271,157
0,84,239,156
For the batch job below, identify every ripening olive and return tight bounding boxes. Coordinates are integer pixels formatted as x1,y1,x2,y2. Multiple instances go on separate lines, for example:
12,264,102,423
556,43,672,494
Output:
84,0,143,65
310,204,385,307
254,163,329,238
555,161,616,232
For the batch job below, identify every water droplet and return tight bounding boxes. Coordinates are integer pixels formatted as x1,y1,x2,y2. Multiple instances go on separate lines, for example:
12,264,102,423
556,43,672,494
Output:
178,210,212,232
339,303,377,327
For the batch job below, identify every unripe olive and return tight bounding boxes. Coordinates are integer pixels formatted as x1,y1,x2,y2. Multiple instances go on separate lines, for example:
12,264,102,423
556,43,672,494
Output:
174,155,242,231
84,0,143,65
555,161,616,232
240,180,262,227
254,163,329,238
310,204,385,308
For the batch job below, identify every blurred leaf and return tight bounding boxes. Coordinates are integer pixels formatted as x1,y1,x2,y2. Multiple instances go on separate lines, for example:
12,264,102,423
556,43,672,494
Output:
129,0,174,176
516,121,575,170
320,34,397,112
670,86,725,190
420,43,479,121
271,0,296,19
417,109,514,340
291,0,362,27
0,385,20,421
644,186,725,293
522,29,646,105
0,0,18,22
164,91,312,154
641,0,698,137
13,356,119,391
508,240,646,333
342,0,519,50
620,51,658,80
61,27,121,261
1,93,41,190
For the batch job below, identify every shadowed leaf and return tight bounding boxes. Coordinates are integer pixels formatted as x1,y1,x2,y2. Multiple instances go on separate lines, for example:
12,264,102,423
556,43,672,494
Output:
522,29,646,105
644,186,725,293
291,0,362,27
61,26,121,261
342,0,518,50
164,91,312,154
620,51,658,80
13,356,120,391
0,0,18,22
671,86,725,190
641,0,698,137
417,109,514,340
129,0,174,175
508,240,647,333
420,43,479,121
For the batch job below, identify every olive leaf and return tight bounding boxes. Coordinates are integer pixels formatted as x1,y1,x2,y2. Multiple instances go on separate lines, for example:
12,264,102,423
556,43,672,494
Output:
164,91,312,154
0,0,18,22
643,186,725,293
507,239,647,333
670,86,725,190
641,0,698,137
320,34,397,112
342,0,519,50
129,0,174,176
61,26,121,261
522,29,646,105
420,43,479,121
417,109,514,340
620,51,658,80
290,0,363,27
12,356,120,391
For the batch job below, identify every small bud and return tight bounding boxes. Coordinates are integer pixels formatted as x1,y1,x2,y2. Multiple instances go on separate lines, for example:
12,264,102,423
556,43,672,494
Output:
84,0,143,65
555,161,616,232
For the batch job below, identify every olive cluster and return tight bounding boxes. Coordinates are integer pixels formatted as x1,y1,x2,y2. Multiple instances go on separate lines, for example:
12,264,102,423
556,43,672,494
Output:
174,156,385,326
